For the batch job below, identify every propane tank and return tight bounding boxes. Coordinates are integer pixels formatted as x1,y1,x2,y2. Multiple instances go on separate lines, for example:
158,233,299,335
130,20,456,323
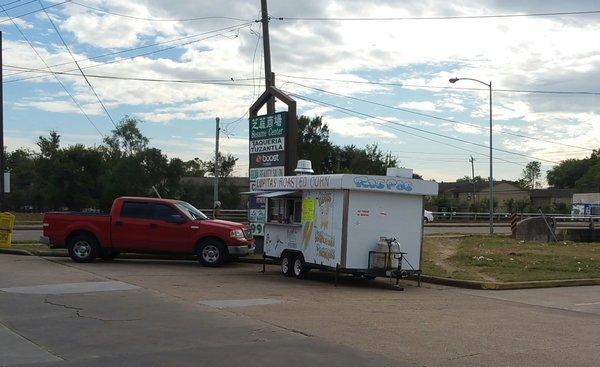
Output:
373,237,399,269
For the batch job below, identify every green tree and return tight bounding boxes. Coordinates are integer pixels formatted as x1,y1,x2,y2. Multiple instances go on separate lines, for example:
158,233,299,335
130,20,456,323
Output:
456,175,485,184
547,149,599,190
519,161,542,189
297,115,336,174
204,153,238,178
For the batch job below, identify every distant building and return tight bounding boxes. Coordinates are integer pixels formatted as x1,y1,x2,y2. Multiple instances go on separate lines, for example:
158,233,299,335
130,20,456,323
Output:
530,188,573,208
438,180,528,208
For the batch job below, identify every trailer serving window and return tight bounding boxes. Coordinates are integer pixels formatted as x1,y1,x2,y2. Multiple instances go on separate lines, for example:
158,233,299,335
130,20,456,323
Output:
257,191,301,224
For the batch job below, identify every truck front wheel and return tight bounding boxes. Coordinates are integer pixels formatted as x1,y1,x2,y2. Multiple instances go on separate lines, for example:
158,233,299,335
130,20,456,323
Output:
68,234,99,263
197,239,226,267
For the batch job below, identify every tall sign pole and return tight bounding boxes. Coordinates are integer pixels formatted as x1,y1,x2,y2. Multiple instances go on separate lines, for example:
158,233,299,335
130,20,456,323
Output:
469,155,475,204
214,117,220,207
0,31,4,208
260,0,275,114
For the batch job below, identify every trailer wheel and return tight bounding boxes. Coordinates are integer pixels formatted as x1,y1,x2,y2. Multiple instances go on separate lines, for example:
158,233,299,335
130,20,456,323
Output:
292,255,308,279
281,253,294,277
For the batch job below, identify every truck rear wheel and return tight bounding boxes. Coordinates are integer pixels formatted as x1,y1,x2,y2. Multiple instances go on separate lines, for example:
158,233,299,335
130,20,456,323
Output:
281,253,294,277
68,234,99,263
197,239,225,267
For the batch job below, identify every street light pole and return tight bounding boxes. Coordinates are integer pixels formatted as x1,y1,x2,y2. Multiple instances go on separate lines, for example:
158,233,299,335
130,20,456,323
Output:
450,77,494,235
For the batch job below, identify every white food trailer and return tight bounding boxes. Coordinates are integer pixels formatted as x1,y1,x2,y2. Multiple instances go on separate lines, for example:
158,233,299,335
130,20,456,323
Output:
253,167,438,285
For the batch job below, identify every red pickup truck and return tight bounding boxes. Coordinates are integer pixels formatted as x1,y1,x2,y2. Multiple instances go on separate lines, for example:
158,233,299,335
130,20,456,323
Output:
41,197,254,266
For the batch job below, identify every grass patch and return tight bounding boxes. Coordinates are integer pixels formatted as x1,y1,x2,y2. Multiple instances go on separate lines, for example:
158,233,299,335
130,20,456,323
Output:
422,235,600,282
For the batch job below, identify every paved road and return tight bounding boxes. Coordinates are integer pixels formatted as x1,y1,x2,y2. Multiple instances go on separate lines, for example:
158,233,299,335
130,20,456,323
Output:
12,225,511,243
0,255,401,367
1,254,599,366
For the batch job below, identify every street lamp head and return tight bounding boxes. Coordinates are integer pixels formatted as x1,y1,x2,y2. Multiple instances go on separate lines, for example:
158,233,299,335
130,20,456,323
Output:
449,77,459,84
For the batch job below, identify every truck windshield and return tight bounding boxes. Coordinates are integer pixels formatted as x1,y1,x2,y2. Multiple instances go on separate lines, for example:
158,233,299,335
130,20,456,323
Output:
175,202,208,220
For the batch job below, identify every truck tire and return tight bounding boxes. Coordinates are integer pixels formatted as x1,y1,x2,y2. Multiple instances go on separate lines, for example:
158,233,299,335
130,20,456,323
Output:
281,253,294,277
68,234,99,263
292,254,308,279
197,239,226,267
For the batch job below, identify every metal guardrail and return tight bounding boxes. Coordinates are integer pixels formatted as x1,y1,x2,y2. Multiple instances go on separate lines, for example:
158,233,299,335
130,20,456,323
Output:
198,209,600,224
430,211,600,222
200,209,248,223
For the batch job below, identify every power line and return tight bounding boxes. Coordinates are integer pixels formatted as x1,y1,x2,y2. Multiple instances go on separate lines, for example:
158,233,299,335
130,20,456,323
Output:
283,80,593,151
279,74,600,96
38,0,116,127
70,1,253,22
287,91,558,165
288,92,528,167
272,9,600,21
4,23,253,84
0,0,25,7
0,2,104,137
3,65,260,86
0,0,71,24
4,21,254,80
1,0,36,12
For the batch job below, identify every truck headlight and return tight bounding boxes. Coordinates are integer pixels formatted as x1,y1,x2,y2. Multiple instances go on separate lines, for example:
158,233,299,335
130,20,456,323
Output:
230,229,245,239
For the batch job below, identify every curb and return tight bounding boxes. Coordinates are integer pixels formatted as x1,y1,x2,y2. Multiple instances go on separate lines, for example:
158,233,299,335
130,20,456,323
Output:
0,247,276,264
419,275,600,290
3,248,597,290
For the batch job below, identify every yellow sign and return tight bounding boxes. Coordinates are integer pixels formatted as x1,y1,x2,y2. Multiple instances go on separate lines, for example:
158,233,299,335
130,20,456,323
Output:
301,197,315,222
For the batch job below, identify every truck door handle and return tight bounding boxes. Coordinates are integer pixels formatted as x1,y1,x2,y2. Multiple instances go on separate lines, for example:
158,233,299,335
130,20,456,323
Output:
115,221,123,227
149,223,157,229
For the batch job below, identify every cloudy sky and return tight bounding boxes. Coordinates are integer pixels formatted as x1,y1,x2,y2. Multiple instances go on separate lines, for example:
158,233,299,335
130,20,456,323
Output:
1,0,599,182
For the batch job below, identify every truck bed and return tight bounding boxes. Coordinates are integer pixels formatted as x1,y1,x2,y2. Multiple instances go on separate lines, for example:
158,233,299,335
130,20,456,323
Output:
43,212,111,248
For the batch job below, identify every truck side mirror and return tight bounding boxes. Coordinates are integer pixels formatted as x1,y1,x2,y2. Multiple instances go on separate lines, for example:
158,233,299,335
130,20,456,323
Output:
166,214,185,224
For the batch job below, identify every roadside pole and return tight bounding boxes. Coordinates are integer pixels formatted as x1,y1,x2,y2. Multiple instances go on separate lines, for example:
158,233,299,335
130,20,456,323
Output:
260,0,275,114
214,117,220,209
469,155,475,205
0,31,4,210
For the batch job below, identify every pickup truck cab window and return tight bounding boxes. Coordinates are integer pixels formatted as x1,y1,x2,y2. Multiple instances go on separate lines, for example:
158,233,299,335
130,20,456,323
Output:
154,203,181,221
121,201,153,219
175,201,208,220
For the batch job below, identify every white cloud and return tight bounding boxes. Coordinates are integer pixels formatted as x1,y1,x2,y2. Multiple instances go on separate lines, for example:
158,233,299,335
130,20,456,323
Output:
397,101,438,112
326,116,396,138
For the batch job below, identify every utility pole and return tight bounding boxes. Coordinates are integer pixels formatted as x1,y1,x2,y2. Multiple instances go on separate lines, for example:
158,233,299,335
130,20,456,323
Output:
0,31,4,209
213,117,220,207
260,0,275,114
469,155,476,206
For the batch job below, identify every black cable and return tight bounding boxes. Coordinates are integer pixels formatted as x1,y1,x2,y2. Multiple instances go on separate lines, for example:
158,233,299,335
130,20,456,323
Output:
3,65,260,86
2,0,36,12
38,0,116,128
279,74,600,96
288,92,525,167
70,1,253,22
0,2,104,137
283,80,592,151
273,9,600,21
0,0,71,24
0,0,24,7
5,23,253,85
287,92,557,165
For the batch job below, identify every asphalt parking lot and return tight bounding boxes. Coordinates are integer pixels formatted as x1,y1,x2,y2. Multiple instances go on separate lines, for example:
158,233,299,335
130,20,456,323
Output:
1,255,599,366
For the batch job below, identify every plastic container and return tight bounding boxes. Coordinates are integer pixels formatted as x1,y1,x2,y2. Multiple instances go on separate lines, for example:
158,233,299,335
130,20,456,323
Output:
0,212,15,231
0,230,12,248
